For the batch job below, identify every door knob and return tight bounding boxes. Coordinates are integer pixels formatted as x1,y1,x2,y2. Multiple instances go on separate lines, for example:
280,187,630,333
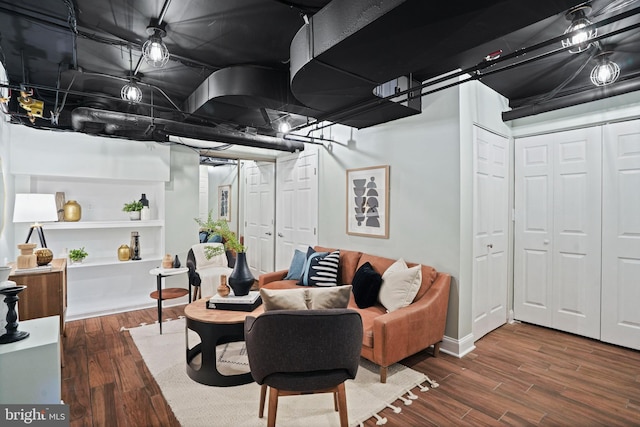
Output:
543,239,550,245
487,244,493,249
277,232,284,237
265,232,272,236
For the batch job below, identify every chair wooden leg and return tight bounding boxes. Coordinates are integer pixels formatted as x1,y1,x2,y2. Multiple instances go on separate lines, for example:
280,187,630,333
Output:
336,383,348,427
380,366,388,383
259,384,267,418
333,391,338,411
267,386,279,427
433,341,441,357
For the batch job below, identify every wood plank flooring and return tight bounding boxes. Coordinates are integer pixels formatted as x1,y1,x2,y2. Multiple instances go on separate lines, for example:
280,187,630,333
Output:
62,305,640,426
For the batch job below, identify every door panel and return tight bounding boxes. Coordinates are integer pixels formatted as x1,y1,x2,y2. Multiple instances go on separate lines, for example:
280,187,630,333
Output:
275,148,318,270
244,161,275,277
602,120,640,350
472,127,509,341
515,127,601,338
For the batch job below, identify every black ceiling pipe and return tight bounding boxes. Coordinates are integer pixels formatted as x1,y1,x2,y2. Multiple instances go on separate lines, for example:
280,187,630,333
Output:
502,78,640,121
70,107,304,152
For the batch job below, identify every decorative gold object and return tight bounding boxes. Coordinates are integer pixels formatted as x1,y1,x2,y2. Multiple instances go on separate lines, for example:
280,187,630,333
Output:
162,254,173,269
63,200,81,222
35,248,54,266
217,275,230,297
118,244,131,261
16,243,37,269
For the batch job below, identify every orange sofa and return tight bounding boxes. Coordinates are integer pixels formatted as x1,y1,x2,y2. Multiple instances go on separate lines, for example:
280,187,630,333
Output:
259,246,451,383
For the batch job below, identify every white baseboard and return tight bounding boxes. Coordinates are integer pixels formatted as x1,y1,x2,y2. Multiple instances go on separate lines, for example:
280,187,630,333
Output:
440,333,476,358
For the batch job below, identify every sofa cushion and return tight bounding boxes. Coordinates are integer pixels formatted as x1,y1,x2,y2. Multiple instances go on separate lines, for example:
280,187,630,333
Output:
378,258,422,312
260,286,352,311
315,246,362,285
299,249,340,287
351,262,383,308
283,249,306,280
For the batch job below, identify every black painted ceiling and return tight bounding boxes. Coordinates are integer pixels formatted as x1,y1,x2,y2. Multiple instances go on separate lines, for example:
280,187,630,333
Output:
0,0,639,147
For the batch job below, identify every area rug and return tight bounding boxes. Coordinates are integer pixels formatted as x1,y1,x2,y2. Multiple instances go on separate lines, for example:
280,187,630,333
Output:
126,318,435,427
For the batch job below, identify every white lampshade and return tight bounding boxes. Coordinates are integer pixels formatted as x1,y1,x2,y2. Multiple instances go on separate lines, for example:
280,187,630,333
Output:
13,194,58,223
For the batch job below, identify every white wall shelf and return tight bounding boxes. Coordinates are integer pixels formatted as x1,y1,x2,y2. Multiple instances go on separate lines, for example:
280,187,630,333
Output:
45,220,164,230
68,256,162,269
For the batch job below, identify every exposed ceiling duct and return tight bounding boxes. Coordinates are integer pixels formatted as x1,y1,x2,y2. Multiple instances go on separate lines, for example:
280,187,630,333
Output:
70,107,304,152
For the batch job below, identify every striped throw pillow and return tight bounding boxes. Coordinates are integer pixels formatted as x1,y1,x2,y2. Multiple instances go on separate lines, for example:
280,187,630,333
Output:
299,249,340,287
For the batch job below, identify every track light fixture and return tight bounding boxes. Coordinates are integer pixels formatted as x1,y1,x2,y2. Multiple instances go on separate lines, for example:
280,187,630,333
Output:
143,20,170,68
562,5,597,53
590,52,620,86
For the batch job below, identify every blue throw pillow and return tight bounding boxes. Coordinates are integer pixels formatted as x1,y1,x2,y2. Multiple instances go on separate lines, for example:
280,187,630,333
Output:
207,233,223,243
284,249,306,280
299,249,340,287
351,262,383,308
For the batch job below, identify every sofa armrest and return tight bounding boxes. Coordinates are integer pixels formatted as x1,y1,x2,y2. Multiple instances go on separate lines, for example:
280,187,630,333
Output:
258,269,288,287
372,272,451,366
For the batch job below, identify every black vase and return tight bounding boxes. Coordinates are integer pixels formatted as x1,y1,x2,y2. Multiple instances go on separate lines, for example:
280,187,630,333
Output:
173,255,181,268
228,252,254,296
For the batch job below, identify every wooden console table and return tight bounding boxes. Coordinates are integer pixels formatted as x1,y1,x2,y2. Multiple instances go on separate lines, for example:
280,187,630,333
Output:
9,258,68,336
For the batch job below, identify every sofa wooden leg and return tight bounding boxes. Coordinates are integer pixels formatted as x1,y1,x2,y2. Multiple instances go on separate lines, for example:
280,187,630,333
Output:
433,341,441,357
380,366,388,383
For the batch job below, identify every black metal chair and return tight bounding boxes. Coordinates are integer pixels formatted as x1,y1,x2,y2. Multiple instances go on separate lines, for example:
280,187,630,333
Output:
244,309,363,427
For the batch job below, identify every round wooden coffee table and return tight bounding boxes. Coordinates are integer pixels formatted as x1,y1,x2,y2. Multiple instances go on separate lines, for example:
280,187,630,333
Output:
184,297,264,386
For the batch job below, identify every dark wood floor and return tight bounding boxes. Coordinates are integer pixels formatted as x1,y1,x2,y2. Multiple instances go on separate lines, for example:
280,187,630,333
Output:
62,305,640,426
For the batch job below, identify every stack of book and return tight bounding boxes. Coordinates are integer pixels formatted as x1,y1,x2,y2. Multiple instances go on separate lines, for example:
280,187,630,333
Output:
207,290,262,311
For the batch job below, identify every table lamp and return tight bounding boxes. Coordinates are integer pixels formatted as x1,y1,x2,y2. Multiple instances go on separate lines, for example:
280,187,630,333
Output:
12,193,58,248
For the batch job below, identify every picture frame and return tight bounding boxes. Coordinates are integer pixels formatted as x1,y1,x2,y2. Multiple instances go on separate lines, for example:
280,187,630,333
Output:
218,185,231,221
346,165,389,238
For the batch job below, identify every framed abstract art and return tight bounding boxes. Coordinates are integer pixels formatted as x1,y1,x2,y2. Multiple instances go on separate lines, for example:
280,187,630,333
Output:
346,165,389,238
218,185,231,221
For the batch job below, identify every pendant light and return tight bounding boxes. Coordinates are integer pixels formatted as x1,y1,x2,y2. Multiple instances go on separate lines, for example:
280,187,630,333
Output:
561,5,597,53
142,20,170,68
590,52,620,86
121,47,143,103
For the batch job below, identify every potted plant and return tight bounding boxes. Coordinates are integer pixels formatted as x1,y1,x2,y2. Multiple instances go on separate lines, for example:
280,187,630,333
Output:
123,200,143,220
194,210,253,296
69,247,88,264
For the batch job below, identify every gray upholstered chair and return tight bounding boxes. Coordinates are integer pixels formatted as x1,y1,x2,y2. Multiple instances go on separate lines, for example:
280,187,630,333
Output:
244,309,363,427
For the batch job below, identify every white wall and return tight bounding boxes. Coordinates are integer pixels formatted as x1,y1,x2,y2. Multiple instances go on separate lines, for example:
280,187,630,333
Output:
310,86,463,339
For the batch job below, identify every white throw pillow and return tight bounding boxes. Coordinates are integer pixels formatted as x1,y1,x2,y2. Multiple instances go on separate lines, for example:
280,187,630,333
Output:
378,258,422,312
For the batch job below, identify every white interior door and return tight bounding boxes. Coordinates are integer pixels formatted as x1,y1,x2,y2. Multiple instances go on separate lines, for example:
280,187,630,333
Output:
601,120,640,350
472,127,509,341
275,148,318,270
551,128,601,338
515,128,601,339
514,135,554,327
244,161,275,277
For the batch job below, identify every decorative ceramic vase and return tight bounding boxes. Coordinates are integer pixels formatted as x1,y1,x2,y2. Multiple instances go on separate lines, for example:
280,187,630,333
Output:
217,275,230,297
118,245,131,261
63,200,81,222
35,248,54,266
16,243,37,269
173,255,181,268
129,211,141,221
228,252,254,296
140,206,151,221
162,254,173,269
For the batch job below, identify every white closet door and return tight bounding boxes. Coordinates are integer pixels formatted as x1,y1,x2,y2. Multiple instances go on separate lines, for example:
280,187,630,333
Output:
472,127,509,341
244,161,275,277
514,135,554,327
515,127,601,338
551,127,601,339
275,148,318,270
602,120,640,350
